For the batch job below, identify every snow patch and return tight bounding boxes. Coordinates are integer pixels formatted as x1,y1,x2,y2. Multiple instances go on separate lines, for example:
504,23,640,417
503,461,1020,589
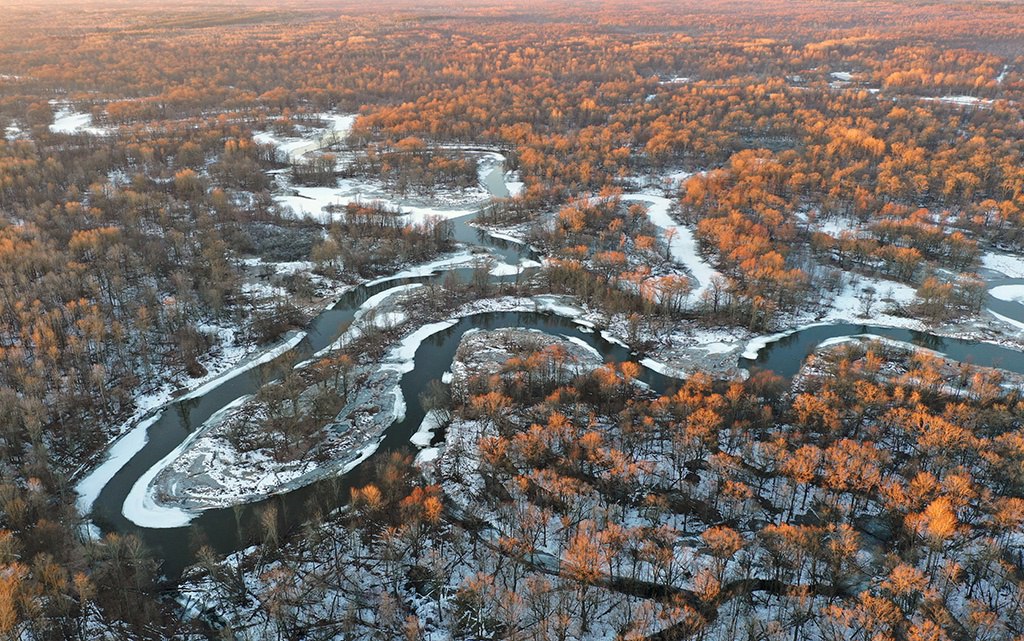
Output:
385,320,459,371
621,192,721,302
122,395,252,528
181,331,306,401
640,357,687,378
365,250,477,286
489,258,542,276
990,309,1024,332
486,230,527,245
600,330,630,349
702,341,734,355
410,409,447,447
49,104,110,136
561,335,602,359
990,284,1024,303
415,447,440,465
982,252,1024,278
816,215,863,236
75,411,163,516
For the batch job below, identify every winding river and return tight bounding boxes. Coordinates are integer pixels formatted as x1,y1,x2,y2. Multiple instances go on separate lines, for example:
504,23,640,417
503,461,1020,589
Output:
84,164,1024,580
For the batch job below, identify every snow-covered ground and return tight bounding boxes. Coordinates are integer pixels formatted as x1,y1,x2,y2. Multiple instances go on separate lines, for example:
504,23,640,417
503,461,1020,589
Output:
79,115,529,528
120,292,627,516
267,131,518,224
505,171,525,197
74,324,310,521
829,71,855,88
4,123,25,141
991,309,1024,332
990,284,1024,303
182,331,306,401
665,169,694,189
815,214,864,236
273,153,524,225
820,273,917,321
922,95,992,108
489,258,542,276
410,409,447,447
49,103,110,135
982,251,1024,278
364,249,477,286
122,395,253,528
620,192,722,301
75,411,163,518
739,274,918,360
252,113,355,163
310,283,423,358
275,178,484,225
123,307,461,517
239,257,317,276
484,230,527,246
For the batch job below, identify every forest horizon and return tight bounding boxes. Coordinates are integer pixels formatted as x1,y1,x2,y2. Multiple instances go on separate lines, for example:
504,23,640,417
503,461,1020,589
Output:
0,0,1023,639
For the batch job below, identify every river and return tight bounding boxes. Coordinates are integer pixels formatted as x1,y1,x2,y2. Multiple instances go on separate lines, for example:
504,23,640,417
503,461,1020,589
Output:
85,162,1024,580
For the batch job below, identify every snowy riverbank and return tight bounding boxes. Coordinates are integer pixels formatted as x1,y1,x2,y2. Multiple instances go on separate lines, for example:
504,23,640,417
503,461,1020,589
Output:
74,329,308,523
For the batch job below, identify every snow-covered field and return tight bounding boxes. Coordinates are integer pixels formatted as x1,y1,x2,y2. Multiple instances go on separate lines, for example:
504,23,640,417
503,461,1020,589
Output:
275,180,484,225
665,169,694,188
49,103,110,135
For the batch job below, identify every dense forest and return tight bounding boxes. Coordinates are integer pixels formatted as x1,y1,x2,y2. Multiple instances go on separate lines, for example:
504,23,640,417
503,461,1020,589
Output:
0,0,1023,639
